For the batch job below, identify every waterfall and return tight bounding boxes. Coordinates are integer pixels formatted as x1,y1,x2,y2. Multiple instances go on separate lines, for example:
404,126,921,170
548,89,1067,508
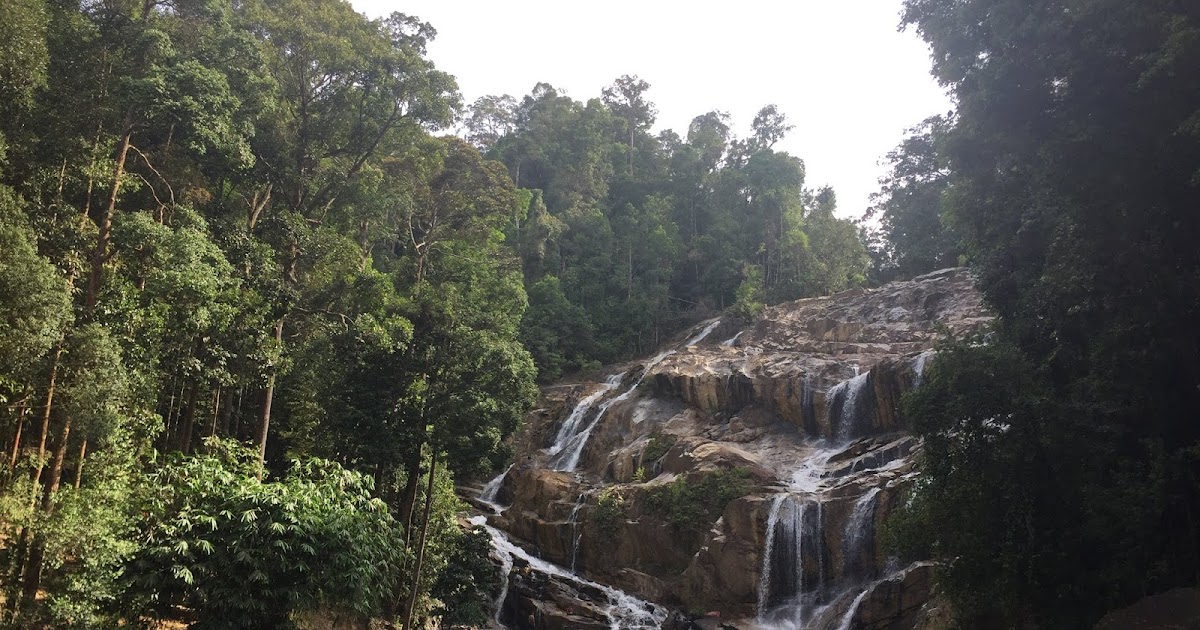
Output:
757,494,787,617
758,447,840,627
721,330,745,347
469,516,666,629
835,589,870,630
551,357,666,471
828,372,872,442
547,372,625,458
686,319,723,346
551,320,722,472
479,464,514,513
842,487,881,581
568,492,587,573
758,496,828,626
913,350,934,387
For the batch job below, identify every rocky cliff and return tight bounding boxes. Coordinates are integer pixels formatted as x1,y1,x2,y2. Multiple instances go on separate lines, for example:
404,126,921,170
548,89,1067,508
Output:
470,268,989,629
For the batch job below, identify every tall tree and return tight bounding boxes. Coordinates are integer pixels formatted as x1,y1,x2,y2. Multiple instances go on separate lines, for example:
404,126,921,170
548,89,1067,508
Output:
893,1,1200,626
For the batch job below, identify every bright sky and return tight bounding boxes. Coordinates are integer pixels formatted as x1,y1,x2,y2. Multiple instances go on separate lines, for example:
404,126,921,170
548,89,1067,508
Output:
351,0,954,218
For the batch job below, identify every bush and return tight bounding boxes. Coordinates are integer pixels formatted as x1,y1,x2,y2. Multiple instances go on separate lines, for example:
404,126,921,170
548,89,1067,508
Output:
641,434,674,465
124,439,408,629
644,469,753,539
591,488,626,540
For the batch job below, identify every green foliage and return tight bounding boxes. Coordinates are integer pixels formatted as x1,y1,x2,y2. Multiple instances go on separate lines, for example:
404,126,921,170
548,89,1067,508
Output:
591,487,626,540
888,336,1053,624
0,0,49,109
891,1,1200,627
491,83,869,377
731,265,765,320
861,117,959,283
644,468,752,539
127,440,407,629
431,525,500,626
641,433,674,465
0,187,71,391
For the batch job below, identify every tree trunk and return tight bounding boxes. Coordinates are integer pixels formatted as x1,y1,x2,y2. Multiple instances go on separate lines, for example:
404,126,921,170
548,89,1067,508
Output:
178,382,198,454
8,403,27,479
21,415,72,614
208,386,221,439
73,440,87,489
32,346,62,487
256,317,285,472
398,449,422,550
402,448,438,630
87,118,134,313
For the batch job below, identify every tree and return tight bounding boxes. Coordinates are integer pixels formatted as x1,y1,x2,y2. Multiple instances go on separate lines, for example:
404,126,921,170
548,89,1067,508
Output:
861,116,958,282
894,0,1200,626
463,94,517,150
127,441,408,629
601,75,656,175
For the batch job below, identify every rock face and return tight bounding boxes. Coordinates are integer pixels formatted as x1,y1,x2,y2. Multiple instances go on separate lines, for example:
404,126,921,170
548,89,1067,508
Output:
474,268,988,629
1093,588,1200,630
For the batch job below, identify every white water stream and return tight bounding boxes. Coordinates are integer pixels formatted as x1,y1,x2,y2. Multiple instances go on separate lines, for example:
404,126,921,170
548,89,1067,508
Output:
479,464,513,514
470,515,667,629
550,319,722,472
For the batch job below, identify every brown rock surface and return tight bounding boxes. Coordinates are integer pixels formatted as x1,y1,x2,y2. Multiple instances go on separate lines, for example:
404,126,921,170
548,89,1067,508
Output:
1093,588,1200,630
475,269,988,627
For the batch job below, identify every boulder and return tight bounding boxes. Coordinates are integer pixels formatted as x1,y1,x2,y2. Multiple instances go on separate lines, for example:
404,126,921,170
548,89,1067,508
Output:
1093,588,1200,630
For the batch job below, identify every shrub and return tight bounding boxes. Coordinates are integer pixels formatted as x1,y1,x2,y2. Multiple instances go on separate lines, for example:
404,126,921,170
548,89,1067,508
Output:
645,468,753,538
591,488,626,540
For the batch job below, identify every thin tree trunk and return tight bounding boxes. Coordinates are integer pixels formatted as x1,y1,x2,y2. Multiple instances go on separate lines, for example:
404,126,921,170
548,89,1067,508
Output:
9,403,27,479
87,117,134,313
256,317,285,472
32,346,62,487
21,415,72,614
398,449,422,551
208,386,221,439
178,382,198,455
402,448,438,630
73,440,87,489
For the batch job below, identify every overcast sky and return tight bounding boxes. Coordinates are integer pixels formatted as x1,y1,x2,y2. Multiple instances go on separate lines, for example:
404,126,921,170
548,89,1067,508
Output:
350,0,954,218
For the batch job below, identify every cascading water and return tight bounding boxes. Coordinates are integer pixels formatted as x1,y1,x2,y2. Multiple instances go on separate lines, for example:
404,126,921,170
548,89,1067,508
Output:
722,330,745,346
757,444,896,629
842,487,881,581
551,320,722,472
469,516,667,629
547,372,625,458
758,495,830,626
913,350,934,387
834,589,870,630
758,447,839,627
479,464,513,513
828,372,872,442
568,491,587,573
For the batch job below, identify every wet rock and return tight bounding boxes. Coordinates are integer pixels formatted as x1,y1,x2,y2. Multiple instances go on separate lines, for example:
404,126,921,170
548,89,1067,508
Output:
474,269,988,626
845,562,936,630
1093,588,1200,630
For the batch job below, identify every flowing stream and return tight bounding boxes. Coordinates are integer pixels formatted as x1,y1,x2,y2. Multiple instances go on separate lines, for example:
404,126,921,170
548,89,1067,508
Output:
756,357,930,629
568,491,587,572
550,319,722,472
479,464,513,513
469,515,667,629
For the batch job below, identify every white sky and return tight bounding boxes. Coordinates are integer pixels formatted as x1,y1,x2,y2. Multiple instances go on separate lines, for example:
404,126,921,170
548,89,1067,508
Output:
350,0,954,218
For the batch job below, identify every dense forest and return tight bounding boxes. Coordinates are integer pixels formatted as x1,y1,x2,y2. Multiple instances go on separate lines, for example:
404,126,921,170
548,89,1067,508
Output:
0,0,868,626
0,0,1196,627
